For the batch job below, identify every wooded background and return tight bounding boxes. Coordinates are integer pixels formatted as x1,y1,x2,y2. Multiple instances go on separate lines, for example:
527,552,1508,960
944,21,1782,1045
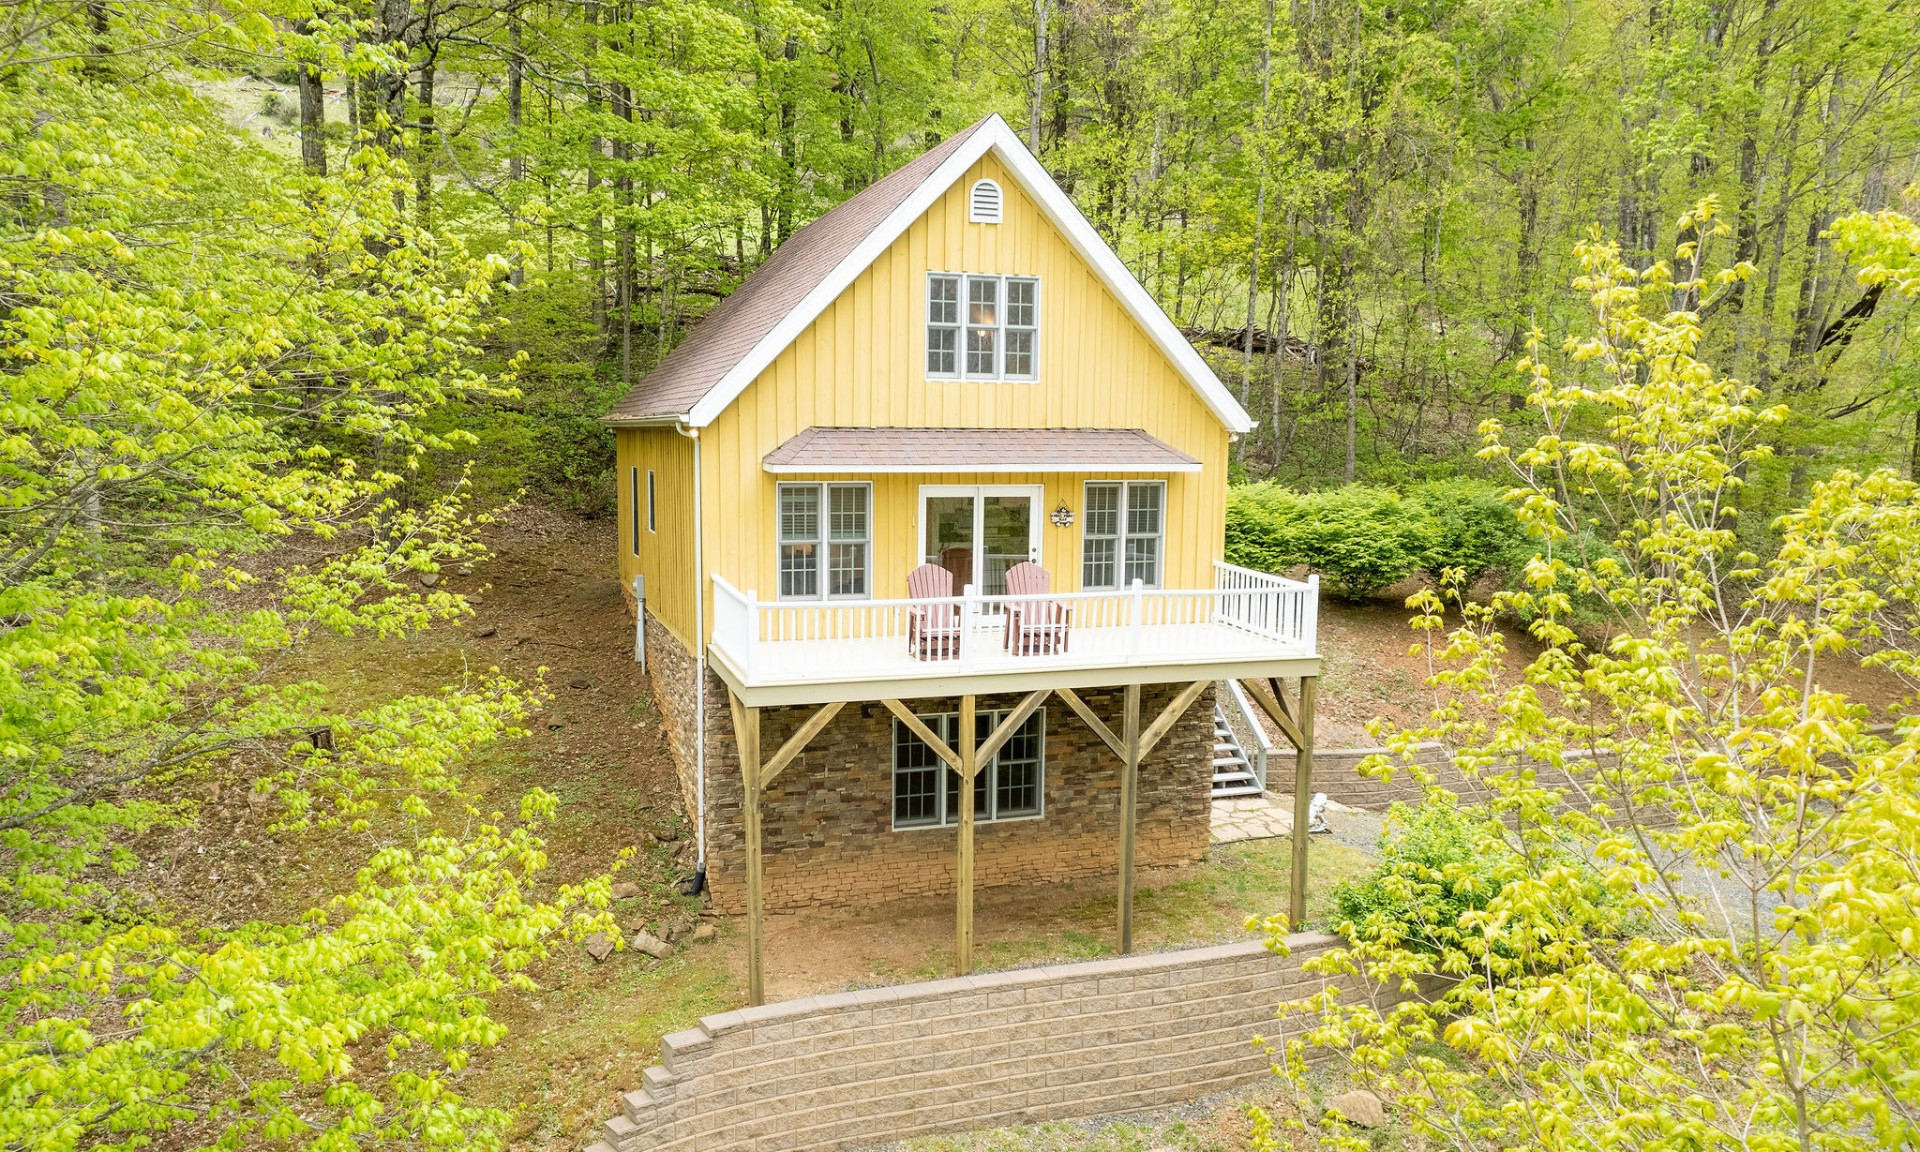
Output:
245,0,1920,506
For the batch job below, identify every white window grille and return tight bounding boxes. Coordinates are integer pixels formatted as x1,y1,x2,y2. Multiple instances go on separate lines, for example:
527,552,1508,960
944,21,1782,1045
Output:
927,273,1039,381
777,482,870,600
892,708,1045,829
1082,481,1165,589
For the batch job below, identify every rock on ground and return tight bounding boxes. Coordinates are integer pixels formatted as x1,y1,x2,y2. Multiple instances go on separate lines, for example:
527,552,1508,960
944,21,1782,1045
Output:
1325,1089,1386,1128
629,929,673,959
584,932,616,962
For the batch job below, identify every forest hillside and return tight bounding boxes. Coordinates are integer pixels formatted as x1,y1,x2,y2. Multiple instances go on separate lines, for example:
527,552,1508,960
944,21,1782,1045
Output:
5,0,1920,1149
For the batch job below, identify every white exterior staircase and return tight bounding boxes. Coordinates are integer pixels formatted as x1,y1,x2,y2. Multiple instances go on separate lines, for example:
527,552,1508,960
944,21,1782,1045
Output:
1210,702,1263,798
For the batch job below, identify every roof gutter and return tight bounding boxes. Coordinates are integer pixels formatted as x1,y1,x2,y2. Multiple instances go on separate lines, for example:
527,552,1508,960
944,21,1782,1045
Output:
603,413,694,429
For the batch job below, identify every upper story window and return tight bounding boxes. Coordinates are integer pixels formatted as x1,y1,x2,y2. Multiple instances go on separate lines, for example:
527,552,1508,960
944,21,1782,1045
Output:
927,273,1038,381
969,179,1003,223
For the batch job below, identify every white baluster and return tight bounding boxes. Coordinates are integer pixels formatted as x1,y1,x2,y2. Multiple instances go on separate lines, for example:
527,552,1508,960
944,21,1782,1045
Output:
960,583,978,671
1127,578,1144,663
744,588,760,679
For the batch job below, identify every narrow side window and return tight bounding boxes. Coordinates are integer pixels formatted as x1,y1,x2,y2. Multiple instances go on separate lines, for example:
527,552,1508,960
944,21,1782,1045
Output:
927,274,960,377
630,467,640,557
646,470,656,532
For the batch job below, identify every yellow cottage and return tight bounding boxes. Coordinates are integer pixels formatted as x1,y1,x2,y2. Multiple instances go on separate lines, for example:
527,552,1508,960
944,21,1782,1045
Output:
606,114,1321,1002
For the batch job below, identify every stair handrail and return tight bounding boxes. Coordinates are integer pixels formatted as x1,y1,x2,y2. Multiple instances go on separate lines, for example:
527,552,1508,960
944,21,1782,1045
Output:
1221,679,1274,791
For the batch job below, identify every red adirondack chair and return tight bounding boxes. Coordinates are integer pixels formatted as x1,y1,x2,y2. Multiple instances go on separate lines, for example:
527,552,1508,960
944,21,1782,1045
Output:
906,563,961,661
1003,562,1070,656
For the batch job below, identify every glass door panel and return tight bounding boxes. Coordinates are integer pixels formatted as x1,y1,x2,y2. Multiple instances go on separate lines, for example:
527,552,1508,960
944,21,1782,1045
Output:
923,495,975,590
980,495,1033,596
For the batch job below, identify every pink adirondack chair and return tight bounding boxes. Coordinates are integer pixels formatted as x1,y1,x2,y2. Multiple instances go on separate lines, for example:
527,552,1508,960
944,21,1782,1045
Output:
906,563,961,661
1003,562,1070,656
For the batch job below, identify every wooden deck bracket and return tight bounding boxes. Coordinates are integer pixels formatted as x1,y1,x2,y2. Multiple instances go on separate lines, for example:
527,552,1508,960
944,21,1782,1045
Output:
975,689,1049,766
760,701,846,789
1053,687,1125,758
880,699,962,769
1239,677,1305,751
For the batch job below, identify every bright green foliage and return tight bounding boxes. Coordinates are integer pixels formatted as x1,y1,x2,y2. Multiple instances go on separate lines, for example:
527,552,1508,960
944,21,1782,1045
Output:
1227,481,1531,597
1253,201,1920,1152
1330,799,1522,959
1407,479,1529,588
0,10,618,1150
1226,484,1437,597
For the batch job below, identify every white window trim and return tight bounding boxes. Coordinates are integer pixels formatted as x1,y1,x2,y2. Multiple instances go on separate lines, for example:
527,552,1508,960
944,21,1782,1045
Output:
776,480,873,602
925,272,1040,383
890,707,1047,831
917,484,1044,589
1081,480,1166,590
646,470,657,533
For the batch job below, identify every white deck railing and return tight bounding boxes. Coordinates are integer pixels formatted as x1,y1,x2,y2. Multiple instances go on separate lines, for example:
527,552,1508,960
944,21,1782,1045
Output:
711,562,1317,687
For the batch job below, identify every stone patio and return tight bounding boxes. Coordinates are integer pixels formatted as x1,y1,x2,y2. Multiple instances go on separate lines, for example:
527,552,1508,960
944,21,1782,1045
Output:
1210,793,1387,852
1209,794,1294,843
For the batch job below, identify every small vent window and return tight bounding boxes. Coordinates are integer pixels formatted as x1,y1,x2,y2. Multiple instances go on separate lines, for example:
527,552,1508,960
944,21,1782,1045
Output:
969,179,1003,224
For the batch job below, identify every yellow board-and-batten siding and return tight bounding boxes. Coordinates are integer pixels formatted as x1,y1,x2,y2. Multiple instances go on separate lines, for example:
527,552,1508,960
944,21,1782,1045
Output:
614,426,697,649
619,151,1231,646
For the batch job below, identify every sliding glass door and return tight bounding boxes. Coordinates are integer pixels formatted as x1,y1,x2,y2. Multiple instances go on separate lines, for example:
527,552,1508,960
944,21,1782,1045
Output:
919,485,1042,596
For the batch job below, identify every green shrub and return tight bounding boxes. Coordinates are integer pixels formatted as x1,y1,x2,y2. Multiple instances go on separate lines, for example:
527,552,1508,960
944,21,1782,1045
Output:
1226,483,1438,598
1409,478,1532,587
1332,798,1520,957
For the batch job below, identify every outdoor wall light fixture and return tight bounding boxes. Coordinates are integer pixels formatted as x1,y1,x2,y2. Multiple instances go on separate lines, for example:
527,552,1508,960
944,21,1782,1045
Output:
1050,503,1075,528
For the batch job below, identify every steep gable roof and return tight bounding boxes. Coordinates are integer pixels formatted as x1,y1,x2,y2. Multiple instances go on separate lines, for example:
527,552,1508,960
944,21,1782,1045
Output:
603,114,1252,433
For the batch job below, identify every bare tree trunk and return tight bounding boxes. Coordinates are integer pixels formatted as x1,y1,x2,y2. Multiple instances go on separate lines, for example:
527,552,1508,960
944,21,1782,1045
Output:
507,14,524,286
297,51,327,177
1270,211,1295,474
1029,0,1052,153
1237,0,1275,467
613,64,634,382
415,49,435,227
1344,294,1359,485
585,0,605,334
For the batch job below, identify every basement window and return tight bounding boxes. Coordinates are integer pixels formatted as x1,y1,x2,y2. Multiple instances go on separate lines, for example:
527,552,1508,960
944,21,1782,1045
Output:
892,708,1045,829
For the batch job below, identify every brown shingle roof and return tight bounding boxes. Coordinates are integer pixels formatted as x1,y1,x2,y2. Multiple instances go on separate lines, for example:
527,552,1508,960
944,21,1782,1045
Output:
604,121,989,423
761,427,1202,473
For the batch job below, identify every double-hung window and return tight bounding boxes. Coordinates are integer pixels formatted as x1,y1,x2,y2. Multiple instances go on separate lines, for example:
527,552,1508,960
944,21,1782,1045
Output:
1082,481,1165,589
777,482,870,600
892,708,1045,829
927,273,1038,381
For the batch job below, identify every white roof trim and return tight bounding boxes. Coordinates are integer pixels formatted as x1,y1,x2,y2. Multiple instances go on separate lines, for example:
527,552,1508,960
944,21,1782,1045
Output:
764,461,1203,475
684,115,1253,434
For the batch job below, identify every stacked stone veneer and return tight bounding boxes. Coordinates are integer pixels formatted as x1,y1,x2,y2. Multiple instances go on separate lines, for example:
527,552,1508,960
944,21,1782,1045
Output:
632,604,1216,915
587,932,1407,1152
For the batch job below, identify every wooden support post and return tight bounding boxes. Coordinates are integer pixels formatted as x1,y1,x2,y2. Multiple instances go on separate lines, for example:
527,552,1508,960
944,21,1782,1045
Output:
1117,682,1141,954
956,694,977,976
727,693,766,1007
1289,676,1317,930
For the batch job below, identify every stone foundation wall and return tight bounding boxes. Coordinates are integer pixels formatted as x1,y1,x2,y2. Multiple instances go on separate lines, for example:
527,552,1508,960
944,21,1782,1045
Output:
587,931,1427,1152
702,682,1217,914
634,601,705,833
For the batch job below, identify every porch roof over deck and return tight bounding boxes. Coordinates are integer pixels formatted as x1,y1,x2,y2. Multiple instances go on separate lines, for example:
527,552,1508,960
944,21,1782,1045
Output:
761,427,1203,474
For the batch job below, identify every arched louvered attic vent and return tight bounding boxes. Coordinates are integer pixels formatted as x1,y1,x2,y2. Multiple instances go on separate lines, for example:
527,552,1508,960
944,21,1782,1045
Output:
969,179,1003,224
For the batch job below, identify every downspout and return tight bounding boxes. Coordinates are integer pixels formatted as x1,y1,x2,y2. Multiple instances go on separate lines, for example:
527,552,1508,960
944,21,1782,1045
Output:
674,420,708,891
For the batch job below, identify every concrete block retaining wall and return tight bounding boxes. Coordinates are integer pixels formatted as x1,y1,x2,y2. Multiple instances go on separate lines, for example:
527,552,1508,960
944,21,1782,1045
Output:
586,932,1404,1152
